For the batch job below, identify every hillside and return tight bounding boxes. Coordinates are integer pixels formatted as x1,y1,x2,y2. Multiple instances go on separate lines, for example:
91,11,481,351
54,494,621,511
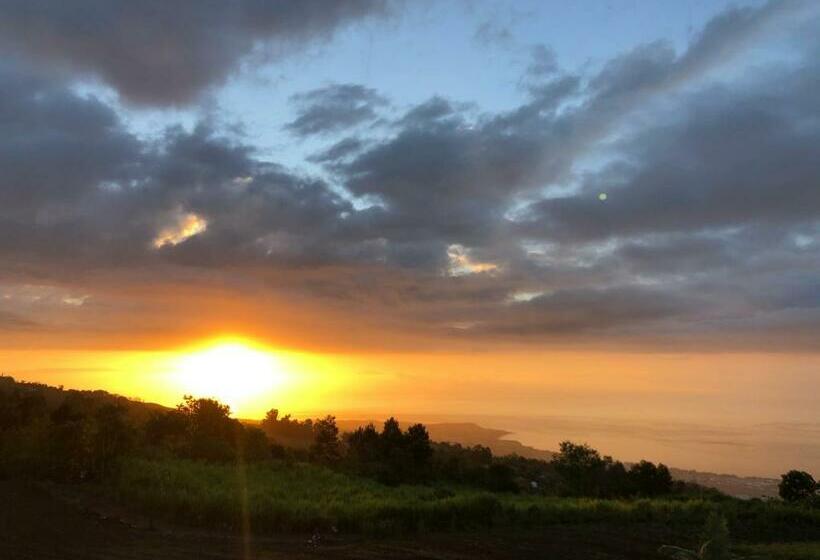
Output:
0,376,781,498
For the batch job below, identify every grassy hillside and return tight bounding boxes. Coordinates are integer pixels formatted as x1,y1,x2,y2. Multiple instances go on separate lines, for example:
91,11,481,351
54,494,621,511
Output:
110,457,820,542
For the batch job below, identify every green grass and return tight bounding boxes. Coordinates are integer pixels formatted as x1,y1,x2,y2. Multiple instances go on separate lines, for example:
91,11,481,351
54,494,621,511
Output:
736,542,820,559
113,457,502,533
110,457,820,538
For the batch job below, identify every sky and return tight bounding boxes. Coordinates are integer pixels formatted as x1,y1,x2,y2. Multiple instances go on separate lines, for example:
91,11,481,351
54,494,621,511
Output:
0,0,818,476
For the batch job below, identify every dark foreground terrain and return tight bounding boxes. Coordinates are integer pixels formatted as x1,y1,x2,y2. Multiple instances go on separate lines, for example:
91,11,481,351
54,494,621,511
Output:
0,480,677,560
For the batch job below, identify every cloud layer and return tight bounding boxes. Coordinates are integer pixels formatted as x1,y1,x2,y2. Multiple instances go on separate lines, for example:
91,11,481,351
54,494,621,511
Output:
0,0,818,352
0,0,388,105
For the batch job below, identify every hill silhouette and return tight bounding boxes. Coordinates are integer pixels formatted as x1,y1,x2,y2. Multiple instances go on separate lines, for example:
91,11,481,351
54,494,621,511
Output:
0,375,781,498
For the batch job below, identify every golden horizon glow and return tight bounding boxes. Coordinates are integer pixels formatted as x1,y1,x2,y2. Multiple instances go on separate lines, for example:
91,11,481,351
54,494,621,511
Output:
169,339,289,415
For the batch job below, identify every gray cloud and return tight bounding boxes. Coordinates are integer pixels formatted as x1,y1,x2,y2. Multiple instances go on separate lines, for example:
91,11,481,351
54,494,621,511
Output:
482,286,698,336
517,57,820,242
308,137,367,163
0,63,141,214
286,83,389,137
1,1,819,351
0,0,389,106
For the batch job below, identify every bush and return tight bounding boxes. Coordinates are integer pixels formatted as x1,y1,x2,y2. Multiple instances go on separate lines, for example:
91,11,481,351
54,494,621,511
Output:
779,470,817,503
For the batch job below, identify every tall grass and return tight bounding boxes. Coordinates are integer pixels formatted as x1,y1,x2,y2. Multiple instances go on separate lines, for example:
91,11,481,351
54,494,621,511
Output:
735,542,820,560
111,457,820,538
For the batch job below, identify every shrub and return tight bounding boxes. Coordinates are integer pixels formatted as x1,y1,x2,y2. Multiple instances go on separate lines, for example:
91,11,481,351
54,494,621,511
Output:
779,470,817,503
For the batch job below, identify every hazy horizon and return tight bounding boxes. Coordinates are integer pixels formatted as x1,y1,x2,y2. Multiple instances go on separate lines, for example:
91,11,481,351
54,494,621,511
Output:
6,348,818,477
1,0,819,483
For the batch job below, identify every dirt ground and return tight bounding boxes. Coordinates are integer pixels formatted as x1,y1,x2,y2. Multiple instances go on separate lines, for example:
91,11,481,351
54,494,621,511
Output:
0,480,678,559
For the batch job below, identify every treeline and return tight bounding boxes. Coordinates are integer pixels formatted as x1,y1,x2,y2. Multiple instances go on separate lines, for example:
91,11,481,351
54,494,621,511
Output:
0,377,133,480
1,376,814,506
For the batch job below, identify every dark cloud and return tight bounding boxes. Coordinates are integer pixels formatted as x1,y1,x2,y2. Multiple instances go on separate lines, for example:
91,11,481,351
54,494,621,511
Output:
0,63,359,273
0,0,389,105
393,96,477,129
615,235,737,278
0,63,141,214
326,2,811,254
516,58,820,242
286,83,388,137
308,137,367,163
482,286,697,336
1,1,819,351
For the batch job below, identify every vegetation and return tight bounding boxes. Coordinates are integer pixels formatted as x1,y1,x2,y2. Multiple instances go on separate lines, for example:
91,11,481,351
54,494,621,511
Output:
779,470,818,504
1,375,819,547
735,542,820,560
552,441,674,498
109,457,820,540
659,512,733,560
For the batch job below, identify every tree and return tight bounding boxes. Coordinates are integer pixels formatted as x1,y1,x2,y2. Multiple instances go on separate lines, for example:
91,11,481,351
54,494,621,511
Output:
144,409,188,450
380,417,403,448
779,470,817,503
629,460,673,497
260,408,314,448
0,383,46,430
601,459,629,497
241,426,271,462
345,419,434,485
177,396,233,437
374,417,409,484
552,441,608,496
177,396,238,461
88,404,132,478
346,423,381,473
310,415,341,465
405,423,433,470
403,423,433,482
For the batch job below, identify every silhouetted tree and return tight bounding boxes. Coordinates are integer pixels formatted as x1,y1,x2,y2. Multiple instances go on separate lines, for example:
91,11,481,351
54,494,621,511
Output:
381,417,404,448
241,426,271,462
144,409,188,451
177,396,239,461
345,419,434,485
310,415,341,465
0,382,46,430
405,423,433,474
552,441,608,496
260,408,314,448
88,404,132,478
42,394,133,480
550,441,671,498
601,459,629,497
346,423,382,475
628,460,673,497
779,470,817,503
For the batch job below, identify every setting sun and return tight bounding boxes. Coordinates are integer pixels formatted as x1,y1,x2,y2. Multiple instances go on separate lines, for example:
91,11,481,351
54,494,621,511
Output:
170,340,288,414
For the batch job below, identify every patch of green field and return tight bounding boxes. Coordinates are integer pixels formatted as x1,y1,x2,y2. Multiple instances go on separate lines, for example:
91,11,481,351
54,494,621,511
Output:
110,458,820,538
736,542,820,560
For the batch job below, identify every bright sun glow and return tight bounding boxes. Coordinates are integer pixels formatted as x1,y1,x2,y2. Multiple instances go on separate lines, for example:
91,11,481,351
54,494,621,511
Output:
171,340,288,414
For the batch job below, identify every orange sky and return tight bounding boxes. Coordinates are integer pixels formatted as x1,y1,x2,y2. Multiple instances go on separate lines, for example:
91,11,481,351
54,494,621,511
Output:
3,341,817,424
1,0,819,479
3,330,819,478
